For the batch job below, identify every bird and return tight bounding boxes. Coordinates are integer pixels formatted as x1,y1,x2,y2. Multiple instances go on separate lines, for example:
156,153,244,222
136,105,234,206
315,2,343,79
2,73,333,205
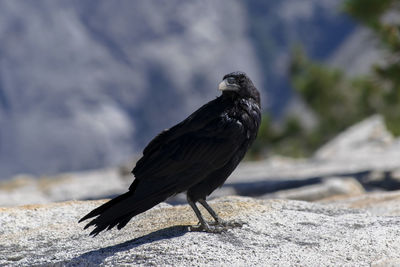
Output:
79,71,261,236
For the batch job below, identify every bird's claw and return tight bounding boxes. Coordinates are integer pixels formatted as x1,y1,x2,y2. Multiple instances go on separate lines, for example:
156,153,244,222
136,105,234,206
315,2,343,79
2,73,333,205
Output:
189,220,245,233
211,219,245,228
188,224,225,233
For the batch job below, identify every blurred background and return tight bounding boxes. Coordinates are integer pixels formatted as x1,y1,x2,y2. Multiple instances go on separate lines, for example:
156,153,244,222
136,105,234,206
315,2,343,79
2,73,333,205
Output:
0,0,399,205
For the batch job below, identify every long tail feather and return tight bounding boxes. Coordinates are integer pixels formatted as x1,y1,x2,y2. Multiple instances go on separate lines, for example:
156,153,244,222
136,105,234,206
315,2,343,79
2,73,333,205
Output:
79,188,172,236
79,192,133,223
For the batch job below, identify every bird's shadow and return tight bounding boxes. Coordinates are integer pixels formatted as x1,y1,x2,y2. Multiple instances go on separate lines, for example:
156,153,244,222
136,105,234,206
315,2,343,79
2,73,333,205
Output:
65,225,190,265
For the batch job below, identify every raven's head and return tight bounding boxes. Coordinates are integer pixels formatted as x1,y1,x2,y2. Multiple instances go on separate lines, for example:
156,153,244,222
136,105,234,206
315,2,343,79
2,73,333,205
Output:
219,71,260,104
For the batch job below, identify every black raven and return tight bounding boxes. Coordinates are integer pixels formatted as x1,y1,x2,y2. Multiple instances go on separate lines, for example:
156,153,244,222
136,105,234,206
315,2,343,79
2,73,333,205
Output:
79,71,261,236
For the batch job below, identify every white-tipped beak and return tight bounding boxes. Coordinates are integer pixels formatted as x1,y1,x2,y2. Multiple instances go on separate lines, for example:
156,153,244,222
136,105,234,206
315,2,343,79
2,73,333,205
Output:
218,80,229,91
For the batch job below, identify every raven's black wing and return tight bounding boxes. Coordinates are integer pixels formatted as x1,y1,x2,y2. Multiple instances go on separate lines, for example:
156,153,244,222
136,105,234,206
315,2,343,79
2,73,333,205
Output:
131,97,248,196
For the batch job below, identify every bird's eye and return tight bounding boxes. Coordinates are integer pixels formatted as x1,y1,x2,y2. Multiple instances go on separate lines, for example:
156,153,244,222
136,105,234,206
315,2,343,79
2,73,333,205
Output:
226,77,236,85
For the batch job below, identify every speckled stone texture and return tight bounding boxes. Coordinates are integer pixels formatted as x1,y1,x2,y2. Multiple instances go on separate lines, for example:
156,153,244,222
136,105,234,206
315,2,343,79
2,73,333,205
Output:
1,195,400,266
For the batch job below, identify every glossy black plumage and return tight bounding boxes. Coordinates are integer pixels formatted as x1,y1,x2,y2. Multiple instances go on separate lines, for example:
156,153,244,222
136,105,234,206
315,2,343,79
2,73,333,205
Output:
79,71,261,236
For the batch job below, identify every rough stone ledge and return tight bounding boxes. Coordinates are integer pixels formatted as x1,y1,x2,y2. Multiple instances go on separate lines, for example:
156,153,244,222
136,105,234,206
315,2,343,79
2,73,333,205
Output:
1,195,400,266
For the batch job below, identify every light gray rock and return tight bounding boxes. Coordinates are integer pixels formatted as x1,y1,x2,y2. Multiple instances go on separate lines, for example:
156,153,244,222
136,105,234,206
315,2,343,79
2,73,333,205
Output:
371,257,400,267
1,196,400,266
262,177,365,202
0,169,130,207
315,115,397,160
228,115,400,185
319,190,400,216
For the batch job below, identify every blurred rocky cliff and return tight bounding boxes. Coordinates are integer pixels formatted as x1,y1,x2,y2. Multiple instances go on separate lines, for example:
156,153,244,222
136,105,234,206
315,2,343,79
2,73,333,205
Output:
0,0,369,180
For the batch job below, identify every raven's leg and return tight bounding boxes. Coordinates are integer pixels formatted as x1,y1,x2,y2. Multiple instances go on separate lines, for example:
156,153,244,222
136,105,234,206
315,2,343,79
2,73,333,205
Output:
198,198,245,228
187,195,210,231
198,198,223,224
